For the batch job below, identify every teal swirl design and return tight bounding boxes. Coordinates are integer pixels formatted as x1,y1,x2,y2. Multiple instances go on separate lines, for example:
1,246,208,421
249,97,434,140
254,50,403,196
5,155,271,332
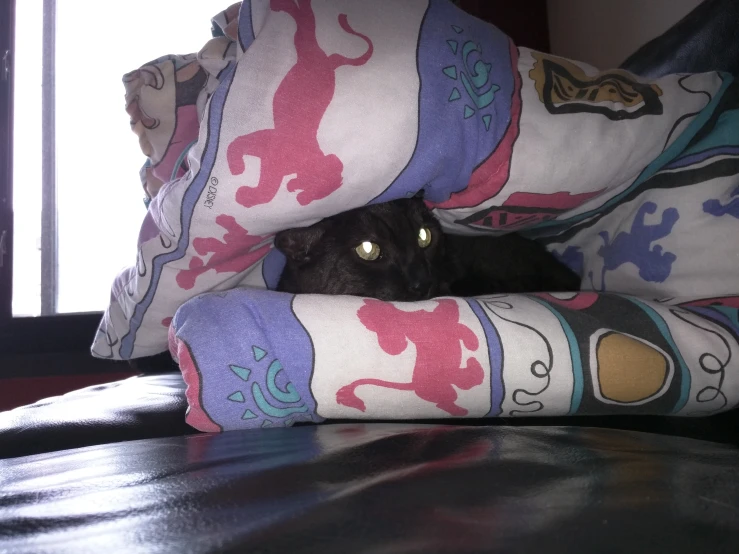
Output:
266,360,301,403
460,41,497,110
443,24,500,131
225,345,311,427
252,382,309,418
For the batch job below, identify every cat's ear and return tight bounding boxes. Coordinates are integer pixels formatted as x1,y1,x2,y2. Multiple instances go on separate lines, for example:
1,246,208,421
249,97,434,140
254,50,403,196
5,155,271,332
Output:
274,223,327,264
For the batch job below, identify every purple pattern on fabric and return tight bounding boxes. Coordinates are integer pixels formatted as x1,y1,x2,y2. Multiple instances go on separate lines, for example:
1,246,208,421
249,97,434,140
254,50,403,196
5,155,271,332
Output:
238,1,256,53
593,202,679,291
372,0,514,205
664,145,739,170
552,245,585,277
138,212,161,247
466,299,504,416
703,184,739,219
119,64,237,358
173,289,321,431
685,305,739,336
262,249,286,290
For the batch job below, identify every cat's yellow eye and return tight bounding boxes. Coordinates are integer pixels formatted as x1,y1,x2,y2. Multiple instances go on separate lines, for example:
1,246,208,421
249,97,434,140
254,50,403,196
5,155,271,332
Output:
418,226,432,248
355,241,381,261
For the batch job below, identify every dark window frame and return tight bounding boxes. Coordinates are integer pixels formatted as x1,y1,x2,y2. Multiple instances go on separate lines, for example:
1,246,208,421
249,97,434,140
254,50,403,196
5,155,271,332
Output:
1,0,15,324
0,0,114,376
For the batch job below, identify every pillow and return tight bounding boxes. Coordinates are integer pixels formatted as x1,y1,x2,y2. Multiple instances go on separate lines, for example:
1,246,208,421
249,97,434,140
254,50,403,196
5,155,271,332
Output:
92,0,736,361
169,289,739,431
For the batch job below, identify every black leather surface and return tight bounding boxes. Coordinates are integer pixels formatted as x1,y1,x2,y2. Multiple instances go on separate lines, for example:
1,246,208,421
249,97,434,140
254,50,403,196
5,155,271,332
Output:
2,0,739,464
621,0,739,77
1,370,737,460
0,374,196,459
1,424,738,553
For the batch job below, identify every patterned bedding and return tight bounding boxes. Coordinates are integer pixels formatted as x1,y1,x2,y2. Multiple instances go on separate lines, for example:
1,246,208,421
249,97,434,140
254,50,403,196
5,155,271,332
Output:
93,0,739,431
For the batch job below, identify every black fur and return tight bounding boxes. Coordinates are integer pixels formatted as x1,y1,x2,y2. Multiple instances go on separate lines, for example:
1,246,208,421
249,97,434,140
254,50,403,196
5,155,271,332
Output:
275,198,580,300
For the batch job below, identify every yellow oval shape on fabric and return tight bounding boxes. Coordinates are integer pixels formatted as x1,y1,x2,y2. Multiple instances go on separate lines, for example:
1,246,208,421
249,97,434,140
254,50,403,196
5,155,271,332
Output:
596,333,668,403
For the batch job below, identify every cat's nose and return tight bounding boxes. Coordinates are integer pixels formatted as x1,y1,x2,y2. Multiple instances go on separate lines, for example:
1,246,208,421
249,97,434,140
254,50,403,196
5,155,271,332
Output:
407,266,432,298
409,278,431,297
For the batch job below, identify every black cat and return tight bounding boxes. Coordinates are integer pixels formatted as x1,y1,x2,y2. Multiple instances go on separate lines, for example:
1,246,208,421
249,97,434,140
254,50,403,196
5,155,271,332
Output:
275,197,580,301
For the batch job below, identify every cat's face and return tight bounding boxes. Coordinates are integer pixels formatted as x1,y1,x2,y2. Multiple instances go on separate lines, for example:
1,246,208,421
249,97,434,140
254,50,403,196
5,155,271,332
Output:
275,198,447,301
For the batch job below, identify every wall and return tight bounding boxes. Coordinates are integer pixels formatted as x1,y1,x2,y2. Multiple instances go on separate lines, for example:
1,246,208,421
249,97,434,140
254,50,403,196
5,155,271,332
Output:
460,0,551,52
547,0,704,69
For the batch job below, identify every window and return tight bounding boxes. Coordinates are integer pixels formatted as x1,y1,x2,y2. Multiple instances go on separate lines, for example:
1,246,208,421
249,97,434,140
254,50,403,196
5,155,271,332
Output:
10,0,224,317
0,0,224,362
